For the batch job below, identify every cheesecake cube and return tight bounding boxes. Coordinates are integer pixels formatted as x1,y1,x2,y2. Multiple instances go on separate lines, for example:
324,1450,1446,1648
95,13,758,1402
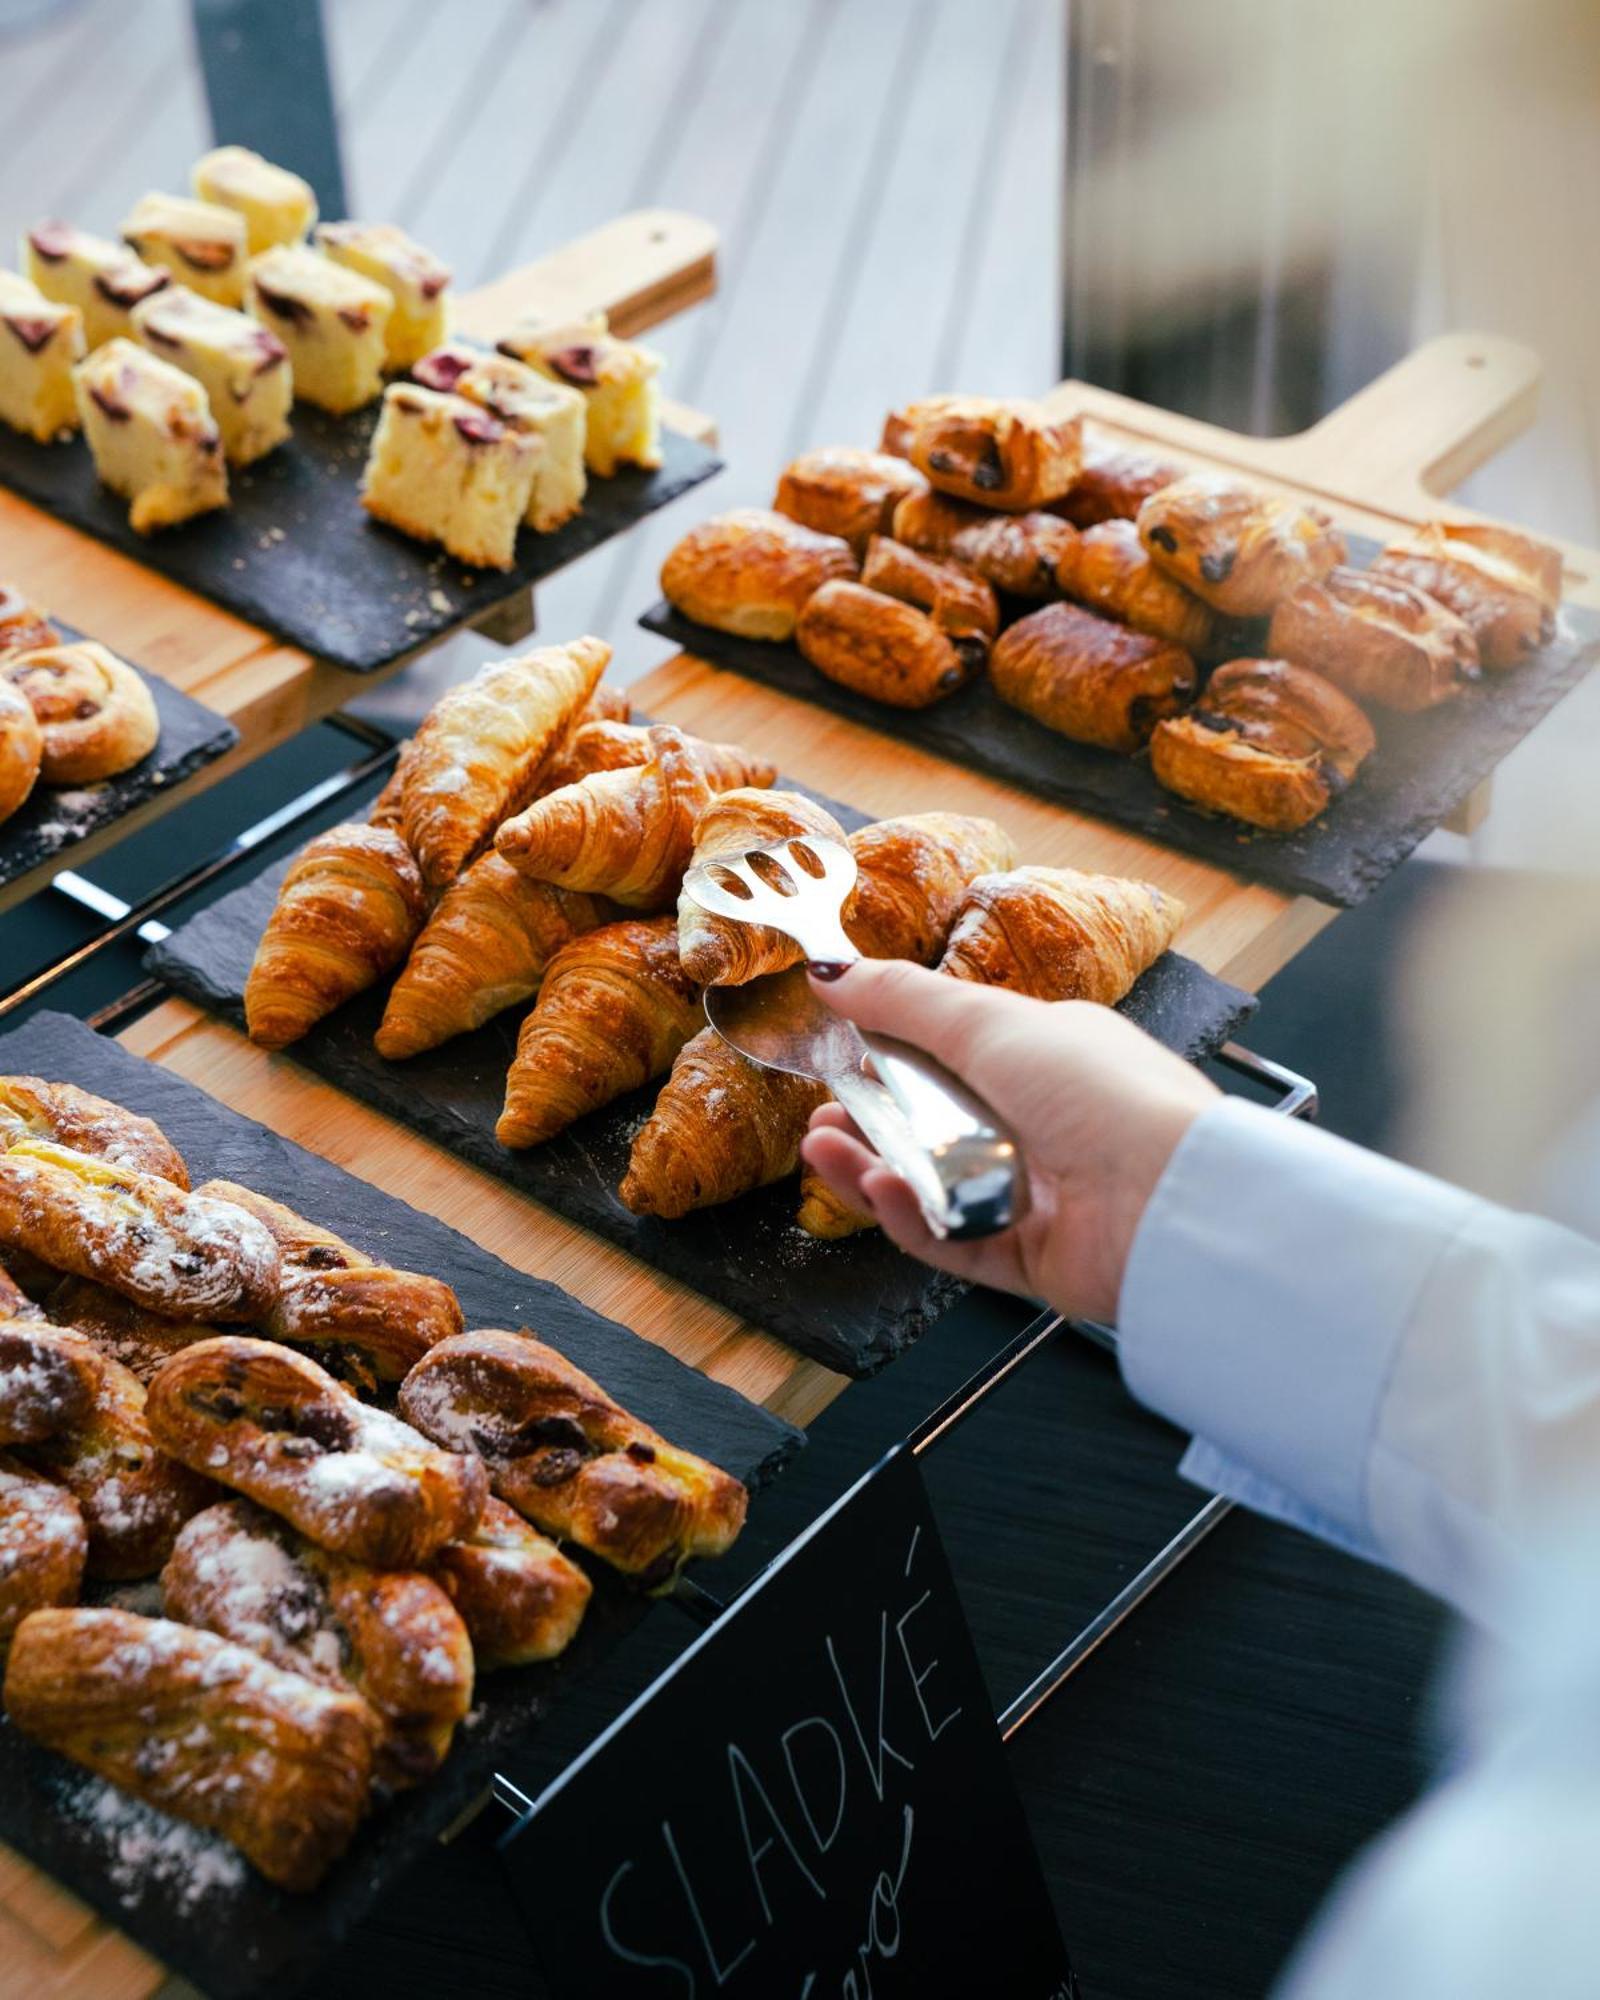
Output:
74,338,228,533
131,285,291,465
245,245,390,415
315,221,449,372
121,192,249,308
0,271,85,441
361,381,538,570
22,221,171,349
496,310,662,476
413,340,586,531
192,145,316,253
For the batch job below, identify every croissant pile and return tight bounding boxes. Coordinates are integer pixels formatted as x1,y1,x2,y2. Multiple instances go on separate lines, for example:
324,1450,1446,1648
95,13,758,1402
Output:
0,1069,746,1892
657,397,1567,834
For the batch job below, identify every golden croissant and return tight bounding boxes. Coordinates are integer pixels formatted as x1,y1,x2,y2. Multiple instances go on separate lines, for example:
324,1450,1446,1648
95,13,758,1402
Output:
844,812,1017,961
497,916,702,1148
537,718,777,799
938,865,1183,1002
677,788,850,986
245,822,427,1049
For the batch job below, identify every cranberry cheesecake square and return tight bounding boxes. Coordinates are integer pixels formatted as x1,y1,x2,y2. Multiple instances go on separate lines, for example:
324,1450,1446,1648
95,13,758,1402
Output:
315,222,450,373
496,310,663,477
121,192,249,309
192,145,317,254
413,340,587,532
245,245,390,416
74,337,228,533
361,381,539,570
22,221,171,351
0,270,85,442
131,286,291,466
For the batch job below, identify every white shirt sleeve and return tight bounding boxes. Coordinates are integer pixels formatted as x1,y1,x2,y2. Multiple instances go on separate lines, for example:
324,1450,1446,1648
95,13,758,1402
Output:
1116,1097,1600,1630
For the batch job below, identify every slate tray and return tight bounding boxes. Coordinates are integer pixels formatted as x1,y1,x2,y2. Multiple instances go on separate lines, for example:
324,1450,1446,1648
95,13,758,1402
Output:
0,411,720,673
0,1009,800,2000
147,784,1256,1379
0,620,237,895
640,533,1600,907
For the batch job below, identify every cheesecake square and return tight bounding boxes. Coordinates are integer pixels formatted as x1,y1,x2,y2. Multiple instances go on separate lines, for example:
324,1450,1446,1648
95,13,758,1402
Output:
315,221,450,372
413,340,586,531
361,381,538,570
74,337,228,532
496,310,662,476
22,220,171,350
0,270,85,442
132,285,291,465
192,145,316,253
121,192,249,308
245,245,390,415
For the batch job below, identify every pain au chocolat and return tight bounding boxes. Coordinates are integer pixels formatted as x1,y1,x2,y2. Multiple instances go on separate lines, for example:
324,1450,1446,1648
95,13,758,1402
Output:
991,600,1197,754
796,579,974,709
1267,565,1479,712
1138,474,1345,617
661,508,857,641
903,395,1082,511
772,446,928,553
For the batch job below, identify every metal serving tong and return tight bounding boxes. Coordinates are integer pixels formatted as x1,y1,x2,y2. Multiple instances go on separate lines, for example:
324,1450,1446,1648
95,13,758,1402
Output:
681,834,1027,1241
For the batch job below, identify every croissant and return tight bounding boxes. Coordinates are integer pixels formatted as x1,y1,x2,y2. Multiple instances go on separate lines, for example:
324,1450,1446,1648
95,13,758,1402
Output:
399,1329,748,1585
194,1181,464,1384
245,822,428,1049
891,488,1075,599
146,1336,487,1568
0,1075,188,1186
163,1498,473,1789
794,1170,874,1242
495,724,717,911
939,865,1183,1001
3,1608,375,1891
1057,518,1217,651
429,1494,593,1668
845,812,1018,962
537,719,778,798
0,1453,86,1650
45,1276,218,1383
496,916,702,1148
525,684,632,799
375,854,614,1059
1370,520,1561,669
677,787,851,986
400,637,609,889
0,1318,100,1443
0,1141,281,1320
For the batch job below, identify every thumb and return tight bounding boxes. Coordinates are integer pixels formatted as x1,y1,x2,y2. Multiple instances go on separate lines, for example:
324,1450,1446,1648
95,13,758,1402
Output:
807,958,1031,1075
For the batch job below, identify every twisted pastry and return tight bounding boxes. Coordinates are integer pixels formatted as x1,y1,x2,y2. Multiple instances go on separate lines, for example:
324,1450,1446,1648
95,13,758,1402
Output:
146,1336,487,1567
45,1276,218,1383
497,916,701,1148
677,787,850,987
3,1608,375,1891
399,1329,747,1585
0,1453,86,1651
429,1494,592,1668
537,719,777,798
374,855,614,1060
0,1318,100,1443
1,640,159,783
163,1498,473,1789
0,1074,189,1186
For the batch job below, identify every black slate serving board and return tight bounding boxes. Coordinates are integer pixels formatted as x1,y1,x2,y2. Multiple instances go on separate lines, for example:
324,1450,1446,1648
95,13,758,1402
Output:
148,786,1256,1379
0,620,237,894
0,413,720,673
640,533,1600,907
0,1009,800,2000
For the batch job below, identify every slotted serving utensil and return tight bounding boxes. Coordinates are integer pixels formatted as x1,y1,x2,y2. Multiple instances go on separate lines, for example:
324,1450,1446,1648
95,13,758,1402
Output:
683,834,1027,1240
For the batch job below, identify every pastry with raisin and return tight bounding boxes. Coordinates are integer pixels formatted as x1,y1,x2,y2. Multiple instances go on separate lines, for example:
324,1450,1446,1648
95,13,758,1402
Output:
131,284,290,464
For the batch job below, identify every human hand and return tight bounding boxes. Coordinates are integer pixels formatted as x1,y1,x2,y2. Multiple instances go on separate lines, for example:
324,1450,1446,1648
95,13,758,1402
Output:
800,960,1220,1322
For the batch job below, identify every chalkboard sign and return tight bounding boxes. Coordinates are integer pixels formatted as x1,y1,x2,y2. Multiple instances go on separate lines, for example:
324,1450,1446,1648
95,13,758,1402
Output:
499,1446,1078,1997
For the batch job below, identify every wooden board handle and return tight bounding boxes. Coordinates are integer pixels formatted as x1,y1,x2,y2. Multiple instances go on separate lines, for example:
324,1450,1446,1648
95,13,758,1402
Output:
451,209,718,343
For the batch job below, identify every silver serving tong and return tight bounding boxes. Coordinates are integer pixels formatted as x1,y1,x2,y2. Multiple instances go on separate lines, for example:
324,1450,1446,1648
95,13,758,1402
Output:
682,835,1027,1241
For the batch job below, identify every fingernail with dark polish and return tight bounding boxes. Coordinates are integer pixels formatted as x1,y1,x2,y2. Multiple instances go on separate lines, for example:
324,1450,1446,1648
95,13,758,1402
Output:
809,960,850,982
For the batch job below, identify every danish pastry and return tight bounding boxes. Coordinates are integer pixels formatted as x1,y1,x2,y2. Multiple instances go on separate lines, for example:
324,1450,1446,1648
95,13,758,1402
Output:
660,508,857,641
1150,657,1376,831
0,1075,188,1186
146,1336,487,1568
45,1277,215,1383
163,1498,472,1789
0,1453,86,1650
991,602,1197,753
0,1318,100,1444
1053,425,1182,528
890,488,1073,599
904,395,1082,510
1058,518,1217,651
4,1607,375,1891
1370,521,1561,669
773,446,928,553
0,683,42,827
796,580,973,708
399,1329,747,1586
858,535,999,664
939,865,1183,1002
429,1494,592,1668
1267,566,1479,711
678,787,850,987
0,584,58,660
0,1259,30,1318
0,1140,280,1320
1137,475,1345,616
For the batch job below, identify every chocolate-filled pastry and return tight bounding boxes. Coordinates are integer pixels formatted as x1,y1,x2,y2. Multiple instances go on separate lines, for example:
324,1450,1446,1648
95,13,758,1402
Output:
0,1075,188,1186
878,403,919,458
1150,657,1376,832
1370,521,1561,669
939,865,1183,1002
399,1329,747,1585
890,488,1074,599
1267,566,1479,711
0,1318,100,1443
0,583,58,660
859,535,999,655
1058,518,1217,651
0,640,158,784
991,602,1197,753
3,1608,375,1892
772,446,929,553
0,1140,280,1320
163,1498,472,1789
1138,475,1345,616
660,508,857,641
0,1453,85,1649
45,1277,216,1383
146,1336,487,1567
194,1182,464,1384
678,788,851,986
0,683,41,827
904,395,1082,510
1053,424,1182,528
429,1494,592,1668
796,580,973,709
